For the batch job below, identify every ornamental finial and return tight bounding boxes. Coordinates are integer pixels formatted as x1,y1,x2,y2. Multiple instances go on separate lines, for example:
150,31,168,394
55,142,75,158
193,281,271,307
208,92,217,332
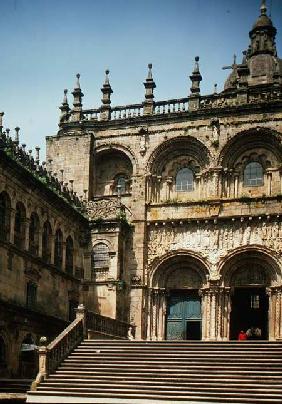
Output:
75,73,81,89
260,0,267,16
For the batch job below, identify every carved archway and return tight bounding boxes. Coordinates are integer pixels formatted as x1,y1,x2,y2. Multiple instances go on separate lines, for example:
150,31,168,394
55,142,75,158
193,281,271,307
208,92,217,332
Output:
146,136,210,203
220,248,282,340
147,252,209,341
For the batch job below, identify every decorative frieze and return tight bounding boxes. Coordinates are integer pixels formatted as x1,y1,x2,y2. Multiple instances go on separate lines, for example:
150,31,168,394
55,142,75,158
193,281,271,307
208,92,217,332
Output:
147,219,282,276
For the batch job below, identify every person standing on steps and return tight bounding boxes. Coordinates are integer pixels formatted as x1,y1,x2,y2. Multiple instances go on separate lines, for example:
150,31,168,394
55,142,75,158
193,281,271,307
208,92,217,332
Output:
238,330,247,341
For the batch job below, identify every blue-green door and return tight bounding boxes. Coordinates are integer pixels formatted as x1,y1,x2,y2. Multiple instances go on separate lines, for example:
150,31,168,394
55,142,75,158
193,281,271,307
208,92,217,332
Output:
166,290,201,340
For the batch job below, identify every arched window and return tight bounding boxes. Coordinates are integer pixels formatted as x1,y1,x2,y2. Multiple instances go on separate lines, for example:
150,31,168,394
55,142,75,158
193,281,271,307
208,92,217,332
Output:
42,221,52,263
29,213,39,256
244,162,264,186
65,236,74,275
0,192,11,241
115,175,127,195
14,202,26,249
54,229,63,269
176,168,194,192
91,243,110,270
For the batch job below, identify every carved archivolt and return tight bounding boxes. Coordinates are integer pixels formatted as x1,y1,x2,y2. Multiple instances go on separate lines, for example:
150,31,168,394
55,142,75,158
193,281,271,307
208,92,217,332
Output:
147,136,210,176
219,128,282,168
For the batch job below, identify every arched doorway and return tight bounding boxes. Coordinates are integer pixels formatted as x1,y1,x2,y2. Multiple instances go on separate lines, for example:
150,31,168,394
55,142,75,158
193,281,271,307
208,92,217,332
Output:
19,334,38,378
220,248,282,341
166,268,202,340
148,252,208,341
230,265,269,340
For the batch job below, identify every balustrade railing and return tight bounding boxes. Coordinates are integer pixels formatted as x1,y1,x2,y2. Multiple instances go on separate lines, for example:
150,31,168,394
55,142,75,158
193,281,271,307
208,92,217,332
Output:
47,316,84,375
31,304,135,390
86,310,135,339
154,98,189,115
74,87,282,124
111,104,143,120
83,108,101,121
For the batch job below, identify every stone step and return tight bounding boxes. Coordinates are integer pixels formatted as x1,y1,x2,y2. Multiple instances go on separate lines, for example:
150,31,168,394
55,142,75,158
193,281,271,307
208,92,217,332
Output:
26,340,282,403
28,386,282,399
65,356,282,363
27,390,282,403
59,362,282,370
70,351,282,357
51,373,282,381
55,368,282,376
39,380,282,390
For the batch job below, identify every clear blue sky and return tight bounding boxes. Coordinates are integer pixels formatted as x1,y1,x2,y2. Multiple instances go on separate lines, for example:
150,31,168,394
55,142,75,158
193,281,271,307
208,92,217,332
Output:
0,0,281,157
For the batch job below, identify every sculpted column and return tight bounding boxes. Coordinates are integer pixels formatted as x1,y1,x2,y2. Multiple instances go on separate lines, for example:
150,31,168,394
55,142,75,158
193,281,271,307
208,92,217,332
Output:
146,174,152,203
147,288,158,340
166,177,172,201
203,284,225,341
222,287,231,341
268,286,282,340
234,172,239,198
200,288,208,340
157,289,167,340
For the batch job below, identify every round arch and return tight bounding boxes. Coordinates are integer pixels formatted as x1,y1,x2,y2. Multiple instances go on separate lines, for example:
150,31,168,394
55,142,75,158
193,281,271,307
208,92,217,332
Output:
94,145,136,197
218,127,282,169
95,143,138,175
219,245,282,287
149,250,209,289
147,136,210,176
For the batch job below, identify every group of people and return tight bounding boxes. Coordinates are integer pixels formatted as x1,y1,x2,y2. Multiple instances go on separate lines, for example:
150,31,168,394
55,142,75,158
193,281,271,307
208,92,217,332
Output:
238,327,262,340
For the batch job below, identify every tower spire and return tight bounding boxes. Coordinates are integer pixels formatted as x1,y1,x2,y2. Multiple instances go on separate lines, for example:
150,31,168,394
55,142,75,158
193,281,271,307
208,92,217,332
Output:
100,69,113,121
189,56,202,95
59,89,70,124
71,73,84,121
143,64,156,115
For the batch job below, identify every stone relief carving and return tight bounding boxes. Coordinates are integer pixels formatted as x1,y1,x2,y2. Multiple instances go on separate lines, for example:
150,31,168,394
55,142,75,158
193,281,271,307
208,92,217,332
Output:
148,220,282,275
86,198,122,220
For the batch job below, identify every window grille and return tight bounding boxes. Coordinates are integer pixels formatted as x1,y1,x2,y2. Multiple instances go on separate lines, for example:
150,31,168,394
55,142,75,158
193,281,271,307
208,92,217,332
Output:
251,294,260,309
176,168,194,192
92,243,110,270
26,282,37,309
115,176,127,194
244,162,264,186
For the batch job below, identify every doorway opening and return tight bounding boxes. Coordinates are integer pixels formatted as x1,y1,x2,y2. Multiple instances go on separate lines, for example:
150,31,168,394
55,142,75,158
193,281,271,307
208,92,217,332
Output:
166,289,201,340
230,287,268,340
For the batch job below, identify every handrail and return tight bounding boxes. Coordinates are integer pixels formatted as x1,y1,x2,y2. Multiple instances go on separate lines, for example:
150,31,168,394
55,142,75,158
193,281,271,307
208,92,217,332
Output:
31,304,135,391
86,310,136,339
31,308,85,390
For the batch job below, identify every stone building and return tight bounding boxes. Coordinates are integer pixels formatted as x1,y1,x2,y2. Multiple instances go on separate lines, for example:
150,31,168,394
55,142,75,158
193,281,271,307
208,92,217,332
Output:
0,130,88,377
47,1,282,342
1,1,282,377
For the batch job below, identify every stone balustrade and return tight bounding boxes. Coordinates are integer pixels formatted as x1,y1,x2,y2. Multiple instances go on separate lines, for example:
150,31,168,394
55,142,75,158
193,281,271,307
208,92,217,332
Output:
111,104,144,120
59,85,282,125
31,304,135,389
86,310,136,339
154,98,189,114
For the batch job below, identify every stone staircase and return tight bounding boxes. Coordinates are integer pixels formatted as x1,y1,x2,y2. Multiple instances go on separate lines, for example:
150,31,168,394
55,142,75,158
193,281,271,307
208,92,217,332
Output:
26,340,282,403
0,379,32,402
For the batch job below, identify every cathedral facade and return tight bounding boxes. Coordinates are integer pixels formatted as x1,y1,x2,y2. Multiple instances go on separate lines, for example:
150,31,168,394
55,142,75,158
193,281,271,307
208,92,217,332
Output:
46,1,282,341
1,0,282,377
